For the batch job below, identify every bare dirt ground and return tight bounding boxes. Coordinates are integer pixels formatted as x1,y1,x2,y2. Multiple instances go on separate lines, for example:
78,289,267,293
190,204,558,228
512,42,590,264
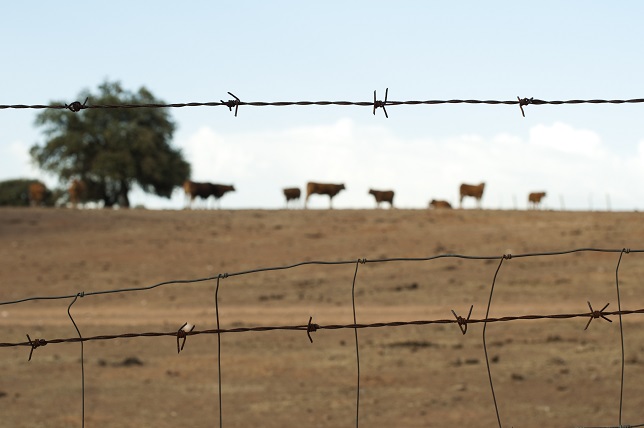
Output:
1,207,644,428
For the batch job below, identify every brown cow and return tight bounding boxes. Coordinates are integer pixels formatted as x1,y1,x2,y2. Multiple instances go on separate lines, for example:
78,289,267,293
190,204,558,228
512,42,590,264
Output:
69,179,87,208
305,182,345,209
28,182,47,206
283,187,301,207
183,180,235,209
429,199,452,209
459,182,485,208
29,182,46,206
528,191,547,209
368,189,394,208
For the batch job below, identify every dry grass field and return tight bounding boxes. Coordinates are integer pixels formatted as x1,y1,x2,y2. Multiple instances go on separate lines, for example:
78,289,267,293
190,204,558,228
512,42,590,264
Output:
1,207,644,428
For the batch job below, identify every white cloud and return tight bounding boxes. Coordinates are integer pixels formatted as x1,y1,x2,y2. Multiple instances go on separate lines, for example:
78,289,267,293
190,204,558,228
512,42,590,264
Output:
529,122,604,158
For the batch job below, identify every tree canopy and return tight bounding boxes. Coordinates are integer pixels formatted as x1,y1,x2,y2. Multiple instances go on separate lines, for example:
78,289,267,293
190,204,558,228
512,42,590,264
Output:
30,81,190,207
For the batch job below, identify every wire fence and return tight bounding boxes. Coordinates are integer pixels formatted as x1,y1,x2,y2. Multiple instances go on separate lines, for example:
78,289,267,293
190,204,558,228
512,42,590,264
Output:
3,90,644,117
1,247,643,428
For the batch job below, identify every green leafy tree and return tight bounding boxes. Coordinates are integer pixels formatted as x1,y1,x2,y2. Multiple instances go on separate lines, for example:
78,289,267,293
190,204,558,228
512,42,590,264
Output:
30,81,190,207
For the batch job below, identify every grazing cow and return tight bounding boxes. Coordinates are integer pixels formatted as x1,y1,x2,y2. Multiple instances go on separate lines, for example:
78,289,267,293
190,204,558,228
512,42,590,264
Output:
368,189,394,208
305,182,346,209
69,179,87,208
459,182,485,209
283,187,301,207
528,191,547,209
183,180,235,209
28,182,47,206
429,199,452,209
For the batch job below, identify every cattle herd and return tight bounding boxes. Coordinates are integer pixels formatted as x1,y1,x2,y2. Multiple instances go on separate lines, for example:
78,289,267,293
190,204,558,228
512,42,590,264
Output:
180,180,547,210
27,179,547,210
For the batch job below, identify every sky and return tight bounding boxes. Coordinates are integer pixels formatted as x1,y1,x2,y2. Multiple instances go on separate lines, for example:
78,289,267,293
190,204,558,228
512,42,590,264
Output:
2,2,644,210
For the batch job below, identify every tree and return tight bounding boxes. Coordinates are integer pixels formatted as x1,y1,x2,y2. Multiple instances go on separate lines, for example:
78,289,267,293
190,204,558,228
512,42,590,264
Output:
30,81,190,208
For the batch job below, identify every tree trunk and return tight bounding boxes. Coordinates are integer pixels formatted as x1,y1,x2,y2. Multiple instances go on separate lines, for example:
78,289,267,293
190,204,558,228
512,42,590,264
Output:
118,180,130,208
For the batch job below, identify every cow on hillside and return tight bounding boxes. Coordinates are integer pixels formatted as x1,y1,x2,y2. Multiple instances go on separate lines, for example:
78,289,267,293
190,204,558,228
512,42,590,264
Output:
29,182,47,206
283,187,301,208
69,179,87,209
305,182,345,209
368,189,394,208
429,199,452,209
183,180,235,209
459,182,485,209
528,191,547,209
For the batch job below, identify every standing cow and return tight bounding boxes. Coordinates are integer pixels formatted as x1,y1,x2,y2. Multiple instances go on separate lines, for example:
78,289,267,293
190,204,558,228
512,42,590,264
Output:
528,191,547,210
368,189,394,208
283,187,301,208
459,182,485,209
305,182,345,209
183,180,235,209
28,182,47,206
69,179,87,209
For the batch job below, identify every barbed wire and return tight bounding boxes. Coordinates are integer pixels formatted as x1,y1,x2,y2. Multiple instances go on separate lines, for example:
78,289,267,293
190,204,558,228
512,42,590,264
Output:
3,307,644,351
2,247,643,428
2,90,644,117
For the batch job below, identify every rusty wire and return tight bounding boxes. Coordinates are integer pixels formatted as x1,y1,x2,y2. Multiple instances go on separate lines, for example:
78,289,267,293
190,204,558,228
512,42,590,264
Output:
2,248,642,307
3,93,644,118
3,307,644,351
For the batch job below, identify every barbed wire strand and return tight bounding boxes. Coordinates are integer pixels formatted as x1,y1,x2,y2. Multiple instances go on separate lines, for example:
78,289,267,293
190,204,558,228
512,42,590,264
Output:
6,307,644,351
67,293,85,428
3,248,643,308
4,94,644,118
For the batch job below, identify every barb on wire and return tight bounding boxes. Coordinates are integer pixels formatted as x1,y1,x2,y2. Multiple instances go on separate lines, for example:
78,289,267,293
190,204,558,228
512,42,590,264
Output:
452,305,474,335
65,97,88,113
176,322,195,354
220,92,240,116
306,316,319,343
584,302,612,330
26,334,47,361
517,96,533,117
373,88,389,118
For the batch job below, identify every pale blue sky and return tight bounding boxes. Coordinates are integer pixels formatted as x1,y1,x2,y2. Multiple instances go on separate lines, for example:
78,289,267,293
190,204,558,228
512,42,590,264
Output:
2,2,644,209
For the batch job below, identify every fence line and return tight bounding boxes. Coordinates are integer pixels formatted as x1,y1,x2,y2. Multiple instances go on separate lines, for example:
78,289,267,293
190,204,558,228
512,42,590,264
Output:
1,247,643,428
3,91,644,117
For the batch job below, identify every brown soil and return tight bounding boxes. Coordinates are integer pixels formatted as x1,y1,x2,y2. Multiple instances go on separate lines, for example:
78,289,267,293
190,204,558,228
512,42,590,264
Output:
1,207,644,428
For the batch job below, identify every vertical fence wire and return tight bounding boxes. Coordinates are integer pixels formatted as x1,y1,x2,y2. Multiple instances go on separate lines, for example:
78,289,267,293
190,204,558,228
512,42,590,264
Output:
67,293,85,428
615,249,628,427
483,255,509,428
215,274,224,428
351,259,363,428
